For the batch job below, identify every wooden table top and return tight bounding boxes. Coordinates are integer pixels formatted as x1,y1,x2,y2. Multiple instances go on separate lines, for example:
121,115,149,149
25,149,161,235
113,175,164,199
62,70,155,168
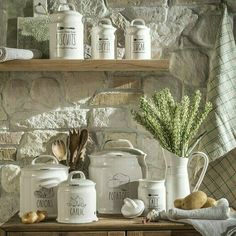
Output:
1,213,194,232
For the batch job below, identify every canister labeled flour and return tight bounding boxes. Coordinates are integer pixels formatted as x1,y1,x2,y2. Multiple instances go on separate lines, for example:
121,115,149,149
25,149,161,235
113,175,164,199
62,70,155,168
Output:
138,179,166,214
125,19,151,59
49,3,84,59
91,19,116,59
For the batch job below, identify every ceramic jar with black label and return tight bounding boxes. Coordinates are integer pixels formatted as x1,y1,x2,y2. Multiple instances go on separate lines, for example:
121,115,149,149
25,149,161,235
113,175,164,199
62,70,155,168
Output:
138,179,166,215
49,3,84,59
57,171,98,223
91,19,116,59
125,19,151,59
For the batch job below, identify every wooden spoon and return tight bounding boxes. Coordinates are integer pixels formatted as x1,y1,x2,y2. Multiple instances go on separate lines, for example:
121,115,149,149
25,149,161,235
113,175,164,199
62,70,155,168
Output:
51,140,67,161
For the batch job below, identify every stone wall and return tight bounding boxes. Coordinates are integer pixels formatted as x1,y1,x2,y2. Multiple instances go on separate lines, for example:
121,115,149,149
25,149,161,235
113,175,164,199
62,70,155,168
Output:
0,0,234,223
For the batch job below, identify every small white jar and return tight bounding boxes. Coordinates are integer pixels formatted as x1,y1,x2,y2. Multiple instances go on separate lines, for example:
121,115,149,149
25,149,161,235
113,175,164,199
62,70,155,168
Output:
91,19,116,59
125,19,151,60
138,179,166,214
57,171,98,224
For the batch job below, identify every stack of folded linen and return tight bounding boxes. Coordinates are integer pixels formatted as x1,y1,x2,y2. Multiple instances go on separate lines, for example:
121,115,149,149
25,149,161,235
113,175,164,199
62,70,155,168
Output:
146,199,236,236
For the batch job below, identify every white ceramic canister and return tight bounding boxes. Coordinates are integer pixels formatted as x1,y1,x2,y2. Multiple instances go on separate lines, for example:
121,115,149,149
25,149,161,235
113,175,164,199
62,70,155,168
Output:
89,139,147,214
125,19,151,59
49,3,84,59
20,155,69,218
57,171,98,223
91,19,116,59
138,179,166,215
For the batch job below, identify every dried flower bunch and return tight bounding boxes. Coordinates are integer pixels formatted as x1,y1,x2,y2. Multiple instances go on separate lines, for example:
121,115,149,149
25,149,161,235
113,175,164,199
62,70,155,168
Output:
132,89,212,157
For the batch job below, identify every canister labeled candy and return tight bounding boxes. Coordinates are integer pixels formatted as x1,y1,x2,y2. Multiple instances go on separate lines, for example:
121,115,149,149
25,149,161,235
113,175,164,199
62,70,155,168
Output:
125,19,151,59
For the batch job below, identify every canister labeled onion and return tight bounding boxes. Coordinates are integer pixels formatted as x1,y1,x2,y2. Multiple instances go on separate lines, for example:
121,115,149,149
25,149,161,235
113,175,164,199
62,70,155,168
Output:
57,171,98,223
49,3,84,59
91,19,116,59
20,155,69,218
125,19,151,59
138,179,166,214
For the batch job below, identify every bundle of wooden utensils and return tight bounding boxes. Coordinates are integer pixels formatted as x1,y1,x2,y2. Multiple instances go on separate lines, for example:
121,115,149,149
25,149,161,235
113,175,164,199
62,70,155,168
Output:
52,128,89,172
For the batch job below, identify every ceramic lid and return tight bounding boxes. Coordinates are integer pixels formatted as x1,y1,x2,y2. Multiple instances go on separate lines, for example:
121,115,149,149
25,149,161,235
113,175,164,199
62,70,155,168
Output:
91,19,116,32
22,155,69,171
121,198,145,218
126,19,150,33
60,171,95,187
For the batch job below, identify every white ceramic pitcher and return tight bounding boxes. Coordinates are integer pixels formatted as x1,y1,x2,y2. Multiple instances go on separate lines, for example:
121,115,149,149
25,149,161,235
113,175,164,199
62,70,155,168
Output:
163,148,209,210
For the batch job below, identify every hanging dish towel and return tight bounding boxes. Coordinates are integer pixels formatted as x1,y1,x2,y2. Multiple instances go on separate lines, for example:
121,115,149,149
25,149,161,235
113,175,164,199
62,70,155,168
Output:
194,5,236,209
200,5,236,161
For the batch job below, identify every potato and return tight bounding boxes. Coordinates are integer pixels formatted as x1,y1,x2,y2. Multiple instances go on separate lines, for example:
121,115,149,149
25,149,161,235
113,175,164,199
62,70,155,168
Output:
174,198,183,209
21,212,38,224
181,191,207,210
202,197,216,208
35,210,47,223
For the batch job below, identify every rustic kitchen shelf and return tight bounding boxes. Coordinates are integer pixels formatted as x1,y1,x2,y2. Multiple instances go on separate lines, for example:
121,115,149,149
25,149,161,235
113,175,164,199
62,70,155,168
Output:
0,59,169,72
0,214,200,236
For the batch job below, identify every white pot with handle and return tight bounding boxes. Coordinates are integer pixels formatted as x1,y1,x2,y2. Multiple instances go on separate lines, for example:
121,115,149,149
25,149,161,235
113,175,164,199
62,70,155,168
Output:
91,18,116,59
20,155,69,218
57,171,97,223
49,3,84,59
125,19,151,59
89,139,147,214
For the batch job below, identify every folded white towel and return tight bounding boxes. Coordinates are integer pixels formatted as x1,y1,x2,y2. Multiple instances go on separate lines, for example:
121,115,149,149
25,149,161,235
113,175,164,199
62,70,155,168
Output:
0,47,42,63
168,206,230,220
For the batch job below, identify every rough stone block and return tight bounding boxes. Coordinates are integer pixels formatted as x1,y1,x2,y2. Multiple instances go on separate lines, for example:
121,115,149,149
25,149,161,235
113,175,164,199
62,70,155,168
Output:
17,130,67,160
108,76,142,89
0,148,17,161
64,72,106,105
88,108,129,129
17,17,49,58
170,49,209,87
106,0,167,8
89,91,143,106
172,0,221,5
190,14,221,48
11,108,88,130
0,132,23,145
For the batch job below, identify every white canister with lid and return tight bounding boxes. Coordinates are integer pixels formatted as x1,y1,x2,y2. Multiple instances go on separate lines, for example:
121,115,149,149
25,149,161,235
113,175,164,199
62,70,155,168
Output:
49,3,84,59
91,19,116,59
125,19,151,59
138,179,166,214
57,171,98,223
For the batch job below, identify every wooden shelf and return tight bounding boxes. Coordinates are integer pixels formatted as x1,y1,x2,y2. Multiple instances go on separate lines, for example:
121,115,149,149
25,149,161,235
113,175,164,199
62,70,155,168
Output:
0,59,169,72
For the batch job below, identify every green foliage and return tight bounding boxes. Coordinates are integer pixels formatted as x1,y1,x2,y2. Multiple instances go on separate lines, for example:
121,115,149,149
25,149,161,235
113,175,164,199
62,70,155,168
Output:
132,89,212,157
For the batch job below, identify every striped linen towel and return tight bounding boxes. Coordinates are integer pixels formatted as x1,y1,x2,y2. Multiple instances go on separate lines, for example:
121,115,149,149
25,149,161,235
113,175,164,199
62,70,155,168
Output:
196,5,236,209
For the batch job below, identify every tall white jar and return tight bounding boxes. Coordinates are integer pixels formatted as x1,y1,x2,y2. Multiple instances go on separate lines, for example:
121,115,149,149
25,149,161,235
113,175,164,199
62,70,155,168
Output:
49,3,84,59
138,179,166,215
91,19,116,59
125,19,151,60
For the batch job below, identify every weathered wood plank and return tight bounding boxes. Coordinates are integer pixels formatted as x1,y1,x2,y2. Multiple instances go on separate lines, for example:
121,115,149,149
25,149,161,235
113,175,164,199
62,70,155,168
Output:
0,59,169,72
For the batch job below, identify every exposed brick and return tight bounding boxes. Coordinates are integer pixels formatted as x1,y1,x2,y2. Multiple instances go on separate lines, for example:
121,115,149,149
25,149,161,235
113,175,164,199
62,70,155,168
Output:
0,132,23,145
0,148,17,161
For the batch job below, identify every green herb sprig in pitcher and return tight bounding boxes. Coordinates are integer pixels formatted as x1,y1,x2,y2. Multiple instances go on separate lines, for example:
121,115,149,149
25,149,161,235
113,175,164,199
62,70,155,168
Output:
132,89,212,157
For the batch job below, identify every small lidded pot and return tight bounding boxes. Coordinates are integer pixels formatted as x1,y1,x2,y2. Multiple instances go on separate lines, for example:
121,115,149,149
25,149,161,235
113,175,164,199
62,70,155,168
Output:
125,19,151,59
57,171,98,223
138,179,166,215
91,18,116,59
